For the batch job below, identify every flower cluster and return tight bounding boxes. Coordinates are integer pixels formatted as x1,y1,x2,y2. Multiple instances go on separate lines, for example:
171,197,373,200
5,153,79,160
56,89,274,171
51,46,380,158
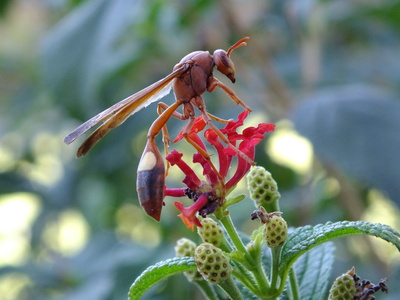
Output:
164,111,275,230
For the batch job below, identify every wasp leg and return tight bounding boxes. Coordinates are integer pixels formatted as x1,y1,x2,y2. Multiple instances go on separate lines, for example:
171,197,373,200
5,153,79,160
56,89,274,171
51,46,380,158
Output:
207,112,233,123
208,78,252,112
156,102,229,177
157,102,188,175
193,96,256,166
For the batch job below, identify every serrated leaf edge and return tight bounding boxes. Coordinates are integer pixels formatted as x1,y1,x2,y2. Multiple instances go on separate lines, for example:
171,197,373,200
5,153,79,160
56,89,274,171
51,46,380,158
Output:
128,256,197,300
280,221,400,276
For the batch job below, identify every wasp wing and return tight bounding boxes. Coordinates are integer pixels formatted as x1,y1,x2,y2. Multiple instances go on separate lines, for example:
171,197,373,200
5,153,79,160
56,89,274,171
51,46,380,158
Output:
63,65,188,157
64,65,187,144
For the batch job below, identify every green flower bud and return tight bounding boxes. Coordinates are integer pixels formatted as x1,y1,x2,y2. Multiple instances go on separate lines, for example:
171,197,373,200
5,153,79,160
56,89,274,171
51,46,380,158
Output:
175,238,197,257
263,213,288,248
175,238,202,281
246,166,280,208
194,243,232,284
197,218,224,247
328,268,356,300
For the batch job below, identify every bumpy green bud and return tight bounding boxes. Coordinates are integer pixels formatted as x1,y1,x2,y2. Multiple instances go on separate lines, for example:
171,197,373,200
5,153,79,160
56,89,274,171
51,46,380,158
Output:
263,214,288,248
175,238,196,257
246,166,280,208
328,268,356,300
194,243,232,284
175,238,203,281
197,218,224,247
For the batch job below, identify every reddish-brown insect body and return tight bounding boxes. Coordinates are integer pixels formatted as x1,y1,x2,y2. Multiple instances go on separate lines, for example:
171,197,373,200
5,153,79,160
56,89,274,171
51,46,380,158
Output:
64,37,251,222
136,139,165,221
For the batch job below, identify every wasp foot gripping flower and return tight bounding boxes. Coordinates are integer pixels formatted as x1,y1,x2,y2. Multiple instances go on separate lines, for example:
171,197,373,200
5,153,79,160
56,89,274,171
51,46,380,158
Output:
194,243,232,284
197,217,224,247
247,166,280,210
175,238,203,281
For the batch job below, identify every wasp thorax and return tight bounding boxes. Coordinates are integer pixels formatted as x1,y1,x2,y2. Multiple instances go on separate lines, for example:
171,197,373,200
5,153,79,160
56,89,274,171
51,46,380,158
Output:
213,49,236,83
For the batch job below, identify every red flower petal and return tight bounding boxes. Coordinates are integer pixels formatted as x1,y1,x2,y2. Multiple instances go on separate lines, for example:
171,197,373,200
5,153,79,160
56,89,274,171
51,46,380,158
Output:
204,129,232,178
173,116,206,143
164,188,186,197
193,153,219,187
166,150,201,189
174,194,209,230
221,110,249,135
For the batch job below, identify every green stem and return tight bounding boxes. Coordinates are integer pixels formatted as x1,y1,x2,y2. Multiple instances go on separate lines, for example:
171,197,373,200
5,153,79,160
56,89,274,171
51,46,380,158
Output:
193,280,219,300
231,257,270,297
265,200,280,214
288,268,301,300
219,214,254,267
270,247,282,292
232,264,259,295
218,277,244,300
276,265,291,296
219,231,233,253
253,261,270,294
219,213,270,296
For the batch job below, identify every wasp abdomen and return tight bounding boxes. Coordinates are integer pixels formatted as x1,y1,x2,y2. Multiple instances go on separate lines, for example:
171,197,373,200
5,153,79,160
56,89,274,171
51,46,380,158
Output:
136,139,165,222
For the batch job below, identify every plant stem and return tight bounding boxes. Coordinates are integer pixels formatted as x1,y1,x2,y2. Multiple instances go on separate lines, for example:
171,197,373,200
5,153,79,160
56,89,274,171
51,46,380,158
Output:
232,267,259,295
219,213,270,295
253,260,270,294
288,268,301,300
219,214,254,267
234,263,257,288
218,277,244,300
219,231,233,253
270,247,282,292
194,280,219,300
265,199,280,214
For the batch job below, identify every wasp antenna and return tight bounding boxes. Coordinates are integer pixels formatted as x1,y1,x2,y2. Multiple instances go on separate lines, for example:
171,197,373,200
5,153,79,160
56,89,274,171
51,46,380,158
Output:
227,37,250,56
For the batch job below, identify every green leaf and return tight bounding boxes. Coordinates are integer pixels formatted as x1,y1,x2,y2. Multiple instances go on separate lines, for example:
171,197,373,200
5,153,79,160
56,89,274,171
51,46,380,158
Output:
279,221,400,279
128,257,197,300
291,242,335,300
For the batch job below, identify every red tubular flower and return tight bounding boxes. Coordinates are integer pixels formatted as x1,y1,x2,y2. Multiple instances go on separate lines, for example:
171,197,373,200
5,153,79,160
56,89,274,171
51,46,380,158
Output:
174,193,209,231
165,112,275,230
204,129,231,178
225,122,275,190
166,149,202,190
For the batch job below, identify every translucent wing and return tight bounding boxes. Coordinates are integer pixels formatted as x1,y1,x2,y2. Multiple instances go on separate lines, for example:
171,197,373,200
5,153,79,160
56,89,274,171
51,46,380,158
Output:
64,65,188,157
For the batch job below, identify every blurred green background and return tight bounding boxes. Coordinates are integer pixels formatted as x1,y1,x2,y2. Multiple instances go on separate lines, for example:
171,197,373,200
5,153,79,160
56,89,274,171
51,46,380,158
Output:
1,0,400,299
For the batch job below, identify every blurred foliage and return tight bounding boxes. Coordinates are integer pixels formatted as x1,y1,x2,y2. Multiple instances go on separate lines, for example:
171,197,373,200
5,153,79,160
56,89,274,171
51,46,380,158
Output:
0,0,399,299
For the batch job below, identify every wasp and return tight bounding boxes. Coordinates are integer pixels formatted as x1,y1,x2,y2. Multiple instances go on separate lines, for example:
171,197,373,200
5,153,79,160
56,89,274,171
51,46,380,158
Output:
64,37,253,221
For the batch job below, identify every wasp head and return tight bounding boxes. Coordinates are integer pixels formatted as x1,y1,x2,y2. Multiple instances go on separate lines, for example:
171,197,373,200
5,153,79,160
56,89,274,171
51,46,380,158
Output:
212,37,249,84
213,49,236,83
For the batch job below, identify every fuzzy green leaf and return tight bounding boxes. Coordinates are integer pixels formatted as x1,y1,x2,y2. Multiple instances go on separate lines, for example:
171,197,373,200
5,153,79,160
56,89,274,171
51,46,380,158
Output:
280,221,400,279
128,256,197,300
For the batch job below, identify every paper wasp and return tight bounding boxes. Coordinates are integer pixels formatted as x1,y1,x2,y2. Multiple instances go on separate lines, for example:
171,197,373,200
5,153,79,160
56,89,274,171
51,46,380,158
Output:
64,37,253,221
